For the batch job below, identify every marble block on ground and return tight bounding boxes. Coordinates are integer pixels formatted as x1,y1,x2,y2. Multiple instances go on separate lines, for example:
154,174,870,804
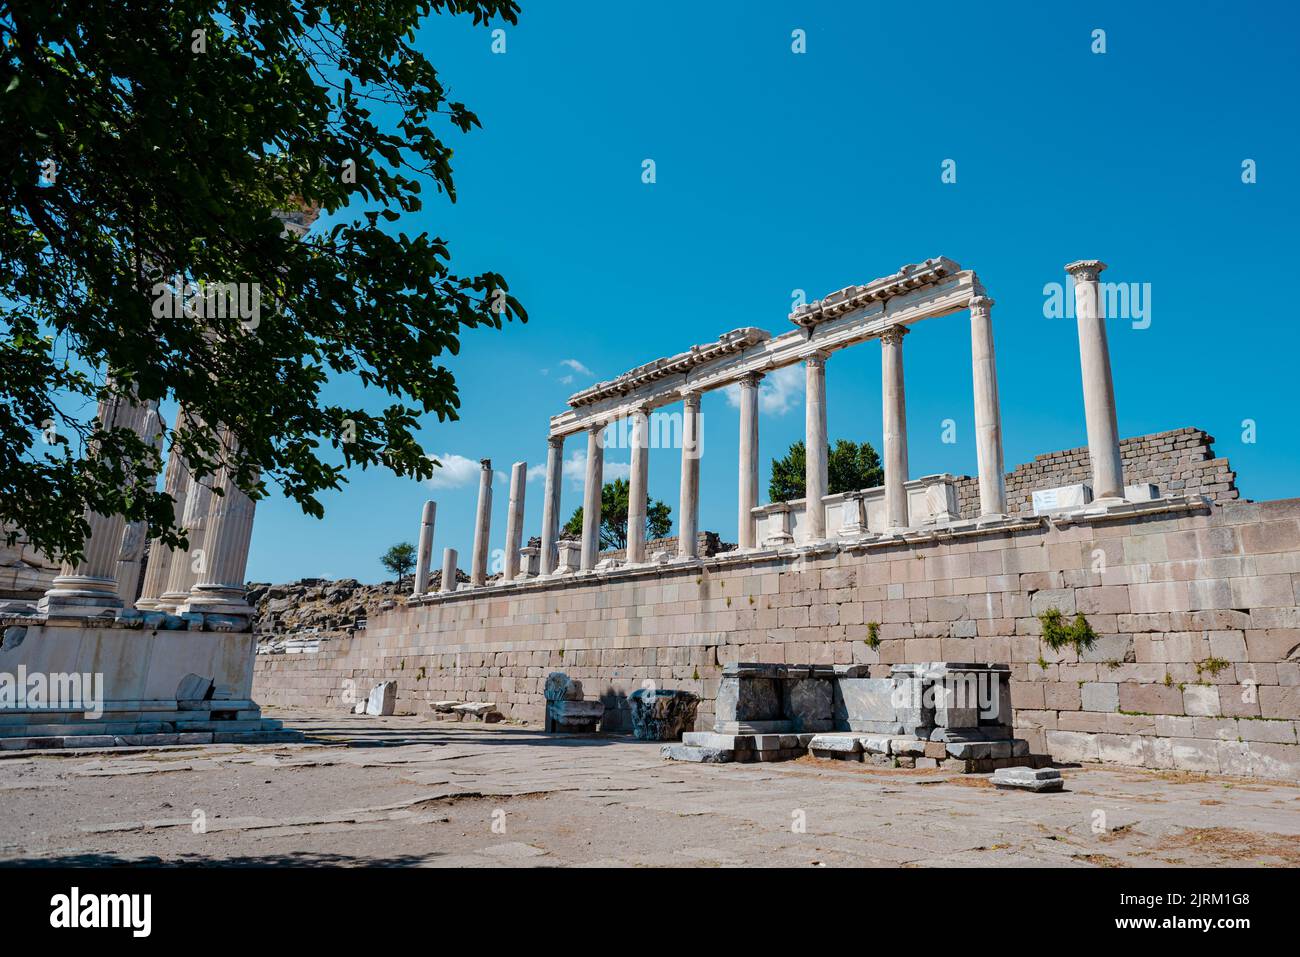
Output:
784,676,834,732
628,688,699,741
715,673,782,724
365,681,397,716
991,766,1063,792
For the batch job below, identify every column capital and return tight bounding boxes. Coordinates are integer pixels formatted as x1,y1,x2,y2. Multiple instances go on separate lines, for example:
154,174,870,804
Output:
680,390,702,410
1064,259,1107,283
879,324,909,346
547,434,565,449
805,350,830,369
479,457,492,470
738,371,765,388
969,295,995,314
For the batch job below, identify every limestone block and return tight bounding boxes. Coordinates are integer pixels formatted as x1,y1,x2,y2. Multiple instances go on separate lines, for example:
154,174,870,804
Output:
365,681,397,715
1182,685,1221,717
547,698,604,731
808,733,862,754
833,677,899,729
1080,682,1119,713
991,766,1063,792
661,744,732,763
1031,484,1092,515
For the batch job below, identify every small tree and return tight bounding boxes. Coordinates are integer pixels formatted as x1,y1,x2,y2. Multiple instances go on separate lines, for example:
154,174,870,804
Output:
380,542,416,588
769,439,884,502
563,478,672,550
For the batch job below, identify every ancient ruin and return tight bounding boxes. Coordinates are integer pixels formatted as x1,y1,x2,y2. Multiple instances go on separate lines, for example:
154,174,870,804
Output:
255,257,1300,782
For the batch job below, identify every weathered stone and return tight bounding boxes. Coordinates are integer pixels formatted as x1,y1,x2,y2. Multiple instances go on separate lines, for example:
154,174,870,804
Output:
715,674,781,723
544,672,583,702
365,681,397,716
661,743,732,763
783,676,833,731
628,688,698,741
547,698,604,732
809,733,862,754
991,766,1064,792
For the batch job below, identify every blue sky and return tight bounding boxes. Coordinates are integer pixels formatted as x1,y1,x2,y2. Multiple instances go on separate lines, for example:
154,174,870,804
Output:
245,0,1300,583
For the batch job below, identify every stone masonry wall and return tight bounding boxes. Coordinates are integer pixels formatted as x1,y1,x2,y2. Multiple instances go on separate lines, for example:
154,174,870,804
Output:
255,496,1300,780
954,427,1239,519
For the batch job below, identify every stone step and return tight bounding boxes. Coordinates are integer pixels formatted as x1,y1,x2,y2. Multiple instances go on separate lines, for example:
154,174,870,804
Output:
0,726,303,752
0,717,273,740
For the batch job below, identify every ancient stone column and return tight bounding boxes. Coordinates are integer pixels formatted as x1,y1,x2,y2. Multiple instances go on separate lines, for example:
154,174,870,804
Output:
804,353,829,541
183,435,258,619
412,500,437,596
881,326,910,529
158,473,213,612
440,547,458,593
580,426,604,570
737,372,762,549
115,401,165,604
969,296,1008,517
539,435,564,575
678,392,702,559
626,408,650,563
136,409,191,610
40,392,153,617
1066,259,1125,501
503,461,526,580
469,458,493,586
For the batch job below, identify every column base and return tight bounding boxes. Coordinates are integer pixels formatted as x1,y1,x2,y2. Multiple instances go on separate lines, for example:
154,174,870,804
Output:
178,584,254,621
38,576,124,619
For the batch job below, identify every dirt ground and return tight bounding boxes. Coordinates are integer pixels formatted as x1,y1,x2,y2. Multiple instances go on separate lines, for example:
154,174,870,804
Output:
1,708,1297,868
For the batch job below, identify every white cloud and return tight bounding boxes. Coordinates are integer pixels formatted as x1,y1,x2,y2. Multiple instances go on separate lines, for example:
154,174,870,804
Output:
560,358,593,376
723,364,805,416
423,452,483,489
558,374,574,385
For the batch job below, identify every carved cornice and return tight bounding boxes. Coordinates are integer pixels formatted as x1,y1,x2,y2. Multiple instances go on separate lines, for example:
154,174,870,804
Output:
789,257,962,330
567,327,771,409
1064,259,1107,283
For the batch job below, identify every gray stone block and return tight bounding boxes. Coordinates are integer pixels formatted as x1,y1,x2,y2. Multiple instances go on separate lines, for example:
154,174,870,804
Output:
628,688,698,740
991,766,1063,792
661,744,733,763
715,674,782,723
808,733,863,754
784,677,834,731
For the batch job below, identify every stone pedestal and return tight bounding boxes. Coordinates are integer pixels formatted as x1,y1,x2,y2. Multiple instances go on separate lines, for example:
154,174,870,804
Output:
629,688,700,740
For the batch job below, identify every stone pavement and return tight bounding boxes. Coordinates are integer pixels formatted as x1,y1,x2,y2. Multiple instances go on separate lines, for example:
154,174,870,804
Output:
0,708,1297,868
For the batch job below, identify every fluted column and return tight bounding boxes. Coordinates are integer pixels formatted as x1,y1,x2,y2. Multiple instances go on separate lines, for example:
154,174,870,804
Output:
440,547,458,593
470,458,493,586
678,392,702,559
737,372,762,549
539,435,564,575
41,392,153,617
580,426,604,570
881,326,910,530
137,409,191,610
1066,259,1125,501
412,500,437,596
969,296,1007,517
804,353,829,541
115,402,164,604
503,461,526,580
158,473,213,612
183,432,257,618
626,408,650,563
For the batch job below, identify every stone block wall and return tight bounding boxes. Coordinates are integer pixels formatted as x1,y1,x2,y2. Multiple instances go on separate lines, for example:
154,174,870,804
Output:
255,495,1300,780
0,531,60,601
954,427,1239,519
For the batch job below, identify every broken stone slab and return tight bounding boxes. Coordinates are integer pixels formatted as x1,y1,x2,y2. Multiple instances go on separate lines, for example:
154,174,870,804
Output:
888,738,927,756
547,698,603,732
661,743,733,763
365,681,397,716
453,702,502,722
711,720,793,735
859,735,893,755
629,687,699,741
176,673,215,703
431,700,463,713
991,766,1064,792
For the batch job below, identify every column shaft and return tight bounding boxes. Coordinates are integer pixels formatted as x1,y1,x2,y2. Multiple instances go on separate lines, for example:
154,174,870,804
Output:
881,326,910,529
440,547,458,593
580,427,604,570
137,408,191,609
804,355,829,540
737,373,761,548
183,429,257,618
626,410,649,563
503,461,527,580
969,296,1007,516
469,459,493,586
678,393,701,558
539,436,564,574
1066,260,1124,499
413,500,437,596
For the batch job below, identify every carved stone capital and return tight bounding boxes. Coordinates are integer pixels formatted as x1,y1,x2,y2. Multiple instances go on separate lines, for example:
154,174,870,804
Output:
547,434,565,450
1064,259,1108,284
681,390,702,410
805,350,830,369
738,371,765,389
879,324,909,346
969,295,995,314
479,457,492,470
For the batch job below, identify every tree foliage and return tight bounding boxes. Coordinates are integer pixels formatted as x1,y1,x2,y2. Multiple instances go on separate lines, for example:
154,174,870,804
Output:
562,478,672,551
769,439,884,502
380,540,415,586
0,0,525,563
